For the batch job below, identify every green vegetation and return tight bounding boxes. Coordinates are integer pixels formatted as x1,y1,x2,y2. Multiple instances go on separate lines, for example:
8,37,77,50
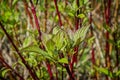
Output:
0,0,120,80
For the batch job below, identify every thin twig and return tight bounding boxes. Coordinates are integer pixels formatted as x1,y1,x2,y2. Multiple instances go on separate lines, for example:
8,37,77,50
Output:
54,0,62,27
0,54,24,80
0,22,38,80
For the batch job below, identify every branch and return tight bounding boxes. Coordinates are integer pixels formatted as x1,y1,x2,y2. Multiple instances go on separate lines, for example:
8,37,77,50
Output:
54,0,62,27
0,22,38,80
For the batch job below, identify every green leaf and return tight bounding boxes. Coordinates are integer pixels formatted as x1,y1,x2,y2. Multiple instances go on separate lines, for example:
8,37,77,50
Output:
73,25,89,46
52,28,65,50
0,67,11,77
58,2,64,12
77,14,85,18
18,60,26,67
116,70,120,76
26,57,37,67
12,61,25,69
80,0,84,7
46,39,55,52
117,40,120,48
20,45,55,62
0,29,4,37
108,39,115,45
52,26,61,34
103,23,112,33
4,11,12,22
58,58,68,64
94,66,113,78
84,0,89,4
87,36,95,45
12,0,19,7
53,32,64,50
72,0,77,10
23,37,31,47
68,12,74,17
42,33,52,45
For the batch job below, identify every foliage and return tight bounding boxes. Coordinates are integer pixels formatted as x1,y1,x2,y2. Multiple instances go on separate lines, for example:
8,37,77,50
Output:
0,0,120,80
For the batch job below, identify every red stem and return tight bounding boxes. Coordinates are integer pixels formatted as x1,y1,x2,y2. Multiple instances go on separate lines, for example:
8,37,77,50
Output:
29,1,54,79
89,11,95,65
75,19,79,30
104,0,111,80
54,1,75,79
64,64,75,80
104,0,111,68
89,2,97,78
23,0,34,28
70,0,80,78
91,47,95,64
55,65,58,80
54,0,62,27
70,46,78,72
46,61,54,80
30,0,42,41
0,56,24,80
0,22,38,80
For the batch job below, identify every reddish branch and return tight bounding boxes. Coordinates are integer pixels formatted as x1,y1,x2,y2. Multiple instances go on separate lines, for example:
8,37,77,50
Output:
0,55,24,80
70,46,78,72
30,0,42,41
29,1,54,80
89,10,95,67
89,6,97,79
46,61,54,80
104,0,111,70
23,0,34,28
0,22,38,80
59,52,74,80
54,0,62,27
54,1,75,79
64,64,75,80
70,0,80,79
104,0,111,80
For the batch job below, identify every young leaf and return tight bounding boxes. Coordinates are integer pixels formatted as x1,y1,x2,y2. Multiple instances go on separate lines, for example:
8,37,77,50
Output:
116,70,120,76
20,45,55,62
12,0,19,7
58,58,68,64
23,37,32,47
52,28,65,50
73,25,89,46
68,12,74,17
77,14,85,18
0,67,11,77
4,11,12,22
46,39,55,52
52,26,61,35
84,0,89,4
94,66,113,78
42,33,52,45
72,0,77,10
103,23,112,33
117,40,120,48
